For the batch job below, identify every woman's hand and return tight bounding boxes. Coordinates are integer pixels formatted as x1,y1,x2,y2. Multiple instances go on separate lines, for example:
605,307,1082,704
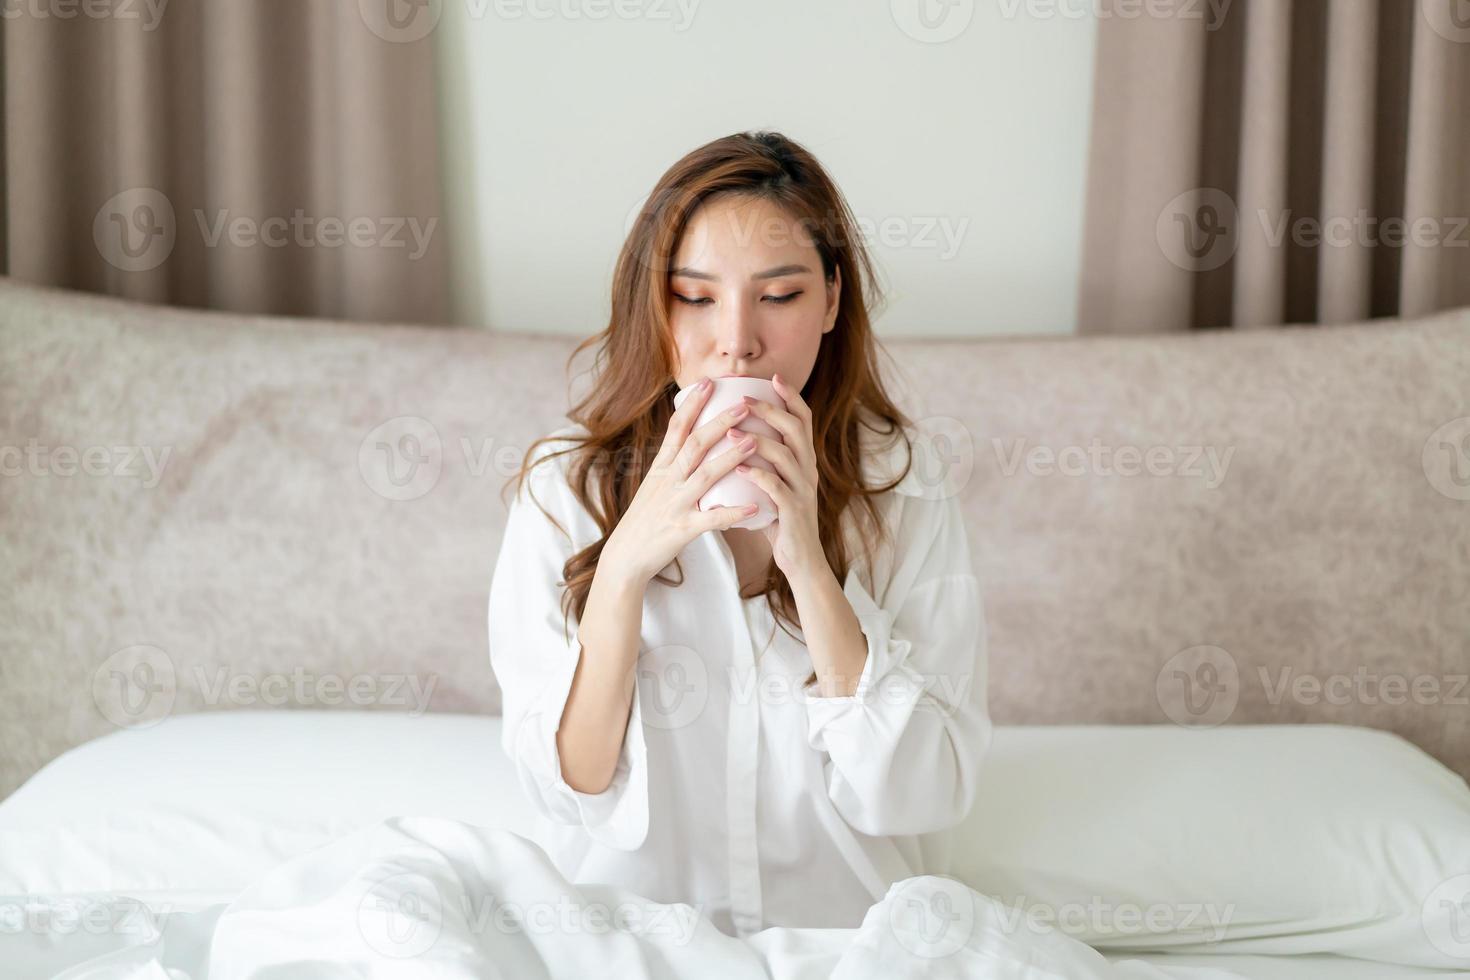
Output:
724,372,826,580
601,377,763,586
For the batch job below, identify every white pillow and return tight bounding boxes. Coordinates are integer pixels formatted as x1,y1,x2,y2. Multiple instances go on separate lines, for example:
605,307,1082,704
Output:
0,711,531,905
951,723,1470,970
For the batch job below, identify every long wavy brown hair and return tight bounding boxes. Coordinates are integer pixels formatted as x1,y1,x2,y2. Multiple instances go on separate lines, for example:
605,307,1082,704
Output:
505,131,914,689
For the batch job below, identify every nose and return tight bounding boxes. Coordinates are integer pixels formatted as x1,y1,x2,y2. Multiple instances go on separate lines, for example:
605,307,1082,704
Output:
717,297,760,362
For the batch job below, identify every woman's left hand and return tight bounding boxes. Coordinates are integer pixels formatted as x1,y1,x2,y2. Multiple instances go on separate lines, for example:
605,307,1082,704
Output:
729,372,826,581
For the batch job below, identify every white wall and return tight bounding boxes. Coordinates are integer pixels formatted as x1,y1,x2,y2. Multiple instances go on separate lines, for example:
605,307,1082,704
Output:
436,0,1097,338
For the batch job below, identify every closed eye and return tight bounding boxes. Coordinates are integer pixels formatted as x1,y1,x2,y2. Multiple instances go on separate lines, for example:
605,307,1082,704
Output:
672,291,803,306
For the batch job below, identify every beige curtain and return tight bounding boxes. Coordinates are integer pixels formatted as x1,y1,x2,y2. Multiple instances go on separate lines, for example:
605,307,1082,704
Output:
1078,0,1470,333
1,0,448,324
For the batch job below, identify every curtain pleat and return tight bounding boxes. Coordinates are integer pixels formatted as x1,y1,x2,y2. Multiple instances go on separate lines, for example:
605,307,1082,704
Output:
1079,0,1470,332
1,0,448,324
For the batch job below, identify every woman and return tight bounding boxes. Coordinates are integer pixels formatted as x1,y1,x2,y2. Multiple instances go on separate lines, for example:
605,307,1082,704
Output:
488,131,991,938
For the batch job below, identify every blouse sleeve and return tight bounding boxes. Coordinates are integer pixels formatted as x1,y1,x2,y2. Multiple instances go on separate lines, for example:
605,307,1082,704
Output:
487,437,650,851
800,490,992,838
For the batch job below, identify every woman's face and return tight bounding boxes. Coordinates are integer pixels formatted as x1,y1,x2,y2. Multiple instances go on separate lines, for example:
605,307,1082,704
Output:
668,194,840,392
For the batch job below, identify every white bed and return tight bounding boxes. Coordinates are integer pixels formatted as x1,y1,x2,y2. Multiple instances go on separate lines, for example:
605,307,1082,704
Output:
1,712,1467,978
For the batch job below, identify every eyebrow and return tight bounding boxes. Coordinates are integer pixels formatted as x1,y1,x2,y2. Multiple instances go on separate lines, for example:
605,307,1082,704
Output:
670,263,813,281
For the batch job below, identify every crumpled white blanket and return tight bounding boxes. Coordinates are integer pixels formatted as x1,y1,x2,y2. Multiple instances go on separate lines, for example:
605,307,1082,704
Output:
11,817,1249,979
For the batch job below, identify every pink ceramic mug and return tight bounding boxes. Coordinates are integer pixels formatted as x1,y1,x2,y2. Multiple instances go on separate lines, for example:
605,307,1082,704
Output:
672,376,785,530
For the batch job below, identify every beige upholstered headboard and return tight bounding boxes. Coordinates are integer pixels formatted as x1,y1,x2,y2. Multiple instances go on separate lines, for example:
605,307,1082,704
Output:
1,277,1467,800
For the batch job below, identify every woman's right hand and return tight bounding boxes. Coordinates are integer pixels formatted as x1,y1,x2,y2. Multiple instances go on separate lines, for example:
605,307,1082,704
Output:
602,377,760,586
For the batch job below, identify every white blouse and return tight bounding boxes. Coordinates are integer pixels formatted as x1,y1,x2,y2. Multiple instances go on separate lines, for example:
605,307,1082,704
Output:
487,421,992,938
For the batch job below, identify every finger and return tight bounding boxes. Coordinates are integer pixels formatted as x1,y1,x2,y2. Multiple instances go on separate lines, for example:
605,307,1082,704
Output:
699,502,762,531
739,398,811,469
771,372,812,423
740,396,804,449
676,402,751,477
734,460,793,509
725,430,802,488
657,377,714,462
685,432,758,497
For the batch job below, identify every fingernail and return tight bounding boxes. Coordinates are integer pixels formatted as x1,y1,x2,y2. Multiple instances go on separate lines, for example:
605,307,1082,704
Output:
739,438,755,451
741,395,755,406
736,464,750,473
731,404,749,418
698,376,711,391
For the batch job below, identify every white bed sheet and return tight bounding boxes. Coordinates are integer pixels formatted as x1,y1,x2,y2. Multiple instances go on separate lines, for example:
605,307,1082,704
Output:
2,711,1465,979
